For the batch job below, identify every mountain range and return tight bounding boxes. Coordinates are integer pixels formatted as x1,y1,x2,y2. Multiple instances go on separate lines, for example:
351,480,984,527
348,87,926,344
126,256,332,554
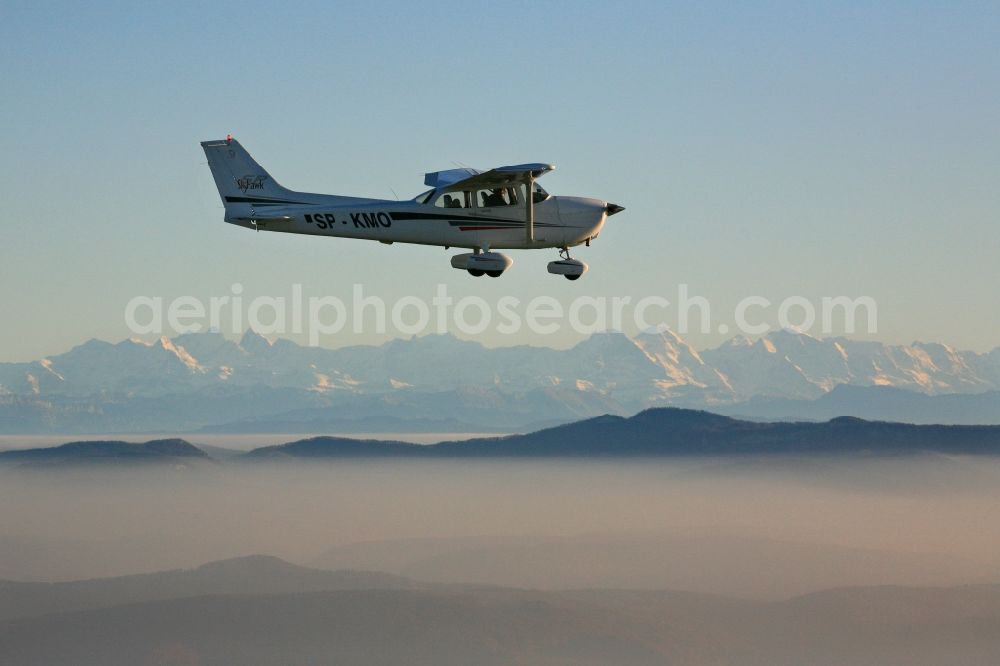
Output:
2,329,999,433
6,409,1000,466
244,408,1000,458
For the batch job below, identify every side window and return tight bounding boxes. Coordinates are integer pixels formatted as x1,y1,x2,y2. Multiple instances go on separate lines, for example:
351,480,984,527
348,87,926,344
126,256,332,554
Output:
477,186,519,208
434,190,471,208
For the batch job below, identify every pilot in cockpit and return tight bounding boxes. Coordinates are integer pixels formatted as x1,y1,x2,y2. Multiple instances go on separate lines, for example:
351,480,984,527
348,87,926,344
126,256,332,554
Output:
483,188,508,207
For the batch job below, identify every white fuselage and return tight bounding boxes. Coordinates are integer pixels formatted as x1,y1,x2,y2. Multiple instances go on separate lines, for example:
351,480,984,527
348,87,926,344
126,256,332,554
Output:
225,191,608,251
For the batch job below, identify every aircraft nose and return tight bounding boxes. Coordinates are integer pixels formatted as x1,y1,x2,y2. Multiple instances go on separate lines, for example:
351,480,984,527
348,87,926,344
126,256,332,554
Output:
605,203,625,216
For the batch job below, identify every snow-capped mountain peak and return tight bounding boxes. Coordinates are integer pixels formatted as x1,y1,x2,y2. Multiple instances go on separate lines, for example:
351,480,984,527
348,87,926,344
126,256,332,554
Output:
2,331,999,412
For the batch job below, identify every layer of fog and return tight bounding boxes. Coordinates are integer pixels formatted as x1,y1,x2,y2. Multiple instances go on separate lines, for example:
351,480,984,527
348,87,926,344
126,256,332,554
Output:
2,455,999,599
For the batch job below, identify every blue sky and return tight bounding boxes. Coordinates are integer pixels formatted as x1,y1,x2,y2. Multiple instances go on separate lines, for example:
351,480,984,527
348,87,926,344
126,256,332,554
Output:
2,1,999,360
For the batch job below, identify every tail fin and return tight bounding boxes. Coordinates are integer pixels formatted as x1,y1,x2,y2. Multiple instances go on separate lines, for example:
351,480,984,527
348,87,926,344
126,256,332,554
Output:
200,136,298,208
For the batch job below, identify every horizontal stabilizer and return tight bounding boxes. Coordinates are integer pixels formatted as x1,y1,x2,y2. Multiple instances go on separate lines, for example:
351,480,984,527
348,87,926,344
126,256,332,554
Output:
228,202,320,225
231,214,295,223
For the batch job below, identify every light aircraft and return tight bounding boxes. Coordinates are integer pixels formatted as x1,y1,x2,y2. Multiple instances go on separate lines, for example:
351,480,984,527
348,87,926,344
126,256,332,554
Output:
201,136,624,280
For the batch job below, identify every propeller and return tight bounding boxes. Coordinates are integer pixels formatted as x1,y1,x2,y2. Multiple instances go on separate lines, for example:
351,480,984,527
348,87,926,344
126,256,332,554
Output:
605,203,625,216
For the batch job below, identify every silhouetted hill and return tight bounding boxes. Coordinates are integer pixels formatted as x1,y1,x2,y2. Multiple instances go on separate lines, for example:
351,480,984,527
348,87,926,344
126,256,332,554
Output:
0,555,415,621
0,438,209,467
245,408,1000,459
246,436,419,459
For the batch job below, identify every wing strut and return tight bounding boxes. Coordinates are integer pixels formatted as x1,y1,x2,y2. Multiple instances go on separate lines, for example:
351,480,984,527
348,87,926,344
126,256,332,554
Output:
525,174,534,243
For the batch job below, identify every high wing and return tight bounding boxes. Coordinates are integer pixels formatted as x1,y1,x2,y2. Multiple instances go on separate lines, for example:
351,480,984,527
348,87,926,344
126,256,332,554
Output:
425,163,555,192
424,167,480,189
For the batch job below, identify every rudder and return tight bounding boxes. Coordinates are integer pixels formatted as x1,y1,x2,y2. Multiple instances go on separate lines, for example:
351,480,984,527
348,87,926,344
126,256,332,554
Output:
200,136,297,207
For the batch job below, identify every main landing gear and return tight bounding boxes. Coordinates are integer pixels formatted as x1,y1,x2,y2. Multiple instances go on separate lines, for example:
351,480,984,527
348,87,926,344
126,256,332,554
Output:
547,247,588,281
450,247,514,277
450,246,588,280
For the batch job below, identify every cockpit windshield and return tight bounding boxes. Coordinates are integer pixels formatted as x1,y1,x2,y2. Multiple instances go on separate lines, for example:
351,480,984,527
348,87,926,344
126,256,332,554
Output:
420,182,550,207
431,190,472,208
477,186,519,208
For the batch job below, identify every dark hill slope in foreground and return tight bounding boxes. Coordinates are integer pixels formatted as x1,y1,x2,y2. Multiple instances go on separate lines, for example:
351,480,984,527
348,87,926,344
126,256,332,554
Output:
2,580,999,666
246,408,1000,458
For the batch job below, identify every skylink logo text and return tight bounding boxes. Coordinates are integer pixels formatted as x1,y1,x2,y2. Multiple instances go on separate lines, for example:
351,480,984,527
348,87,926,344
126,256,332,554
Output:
235,175,267,193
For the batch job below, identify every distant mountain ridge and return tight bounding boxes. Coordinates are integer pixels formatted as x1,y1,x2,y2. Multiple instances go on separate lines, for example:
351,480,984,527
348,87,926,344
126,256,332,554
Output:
2,329,999,433
246,408,1000,458
8,409,1000,466
719,384,1000,424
